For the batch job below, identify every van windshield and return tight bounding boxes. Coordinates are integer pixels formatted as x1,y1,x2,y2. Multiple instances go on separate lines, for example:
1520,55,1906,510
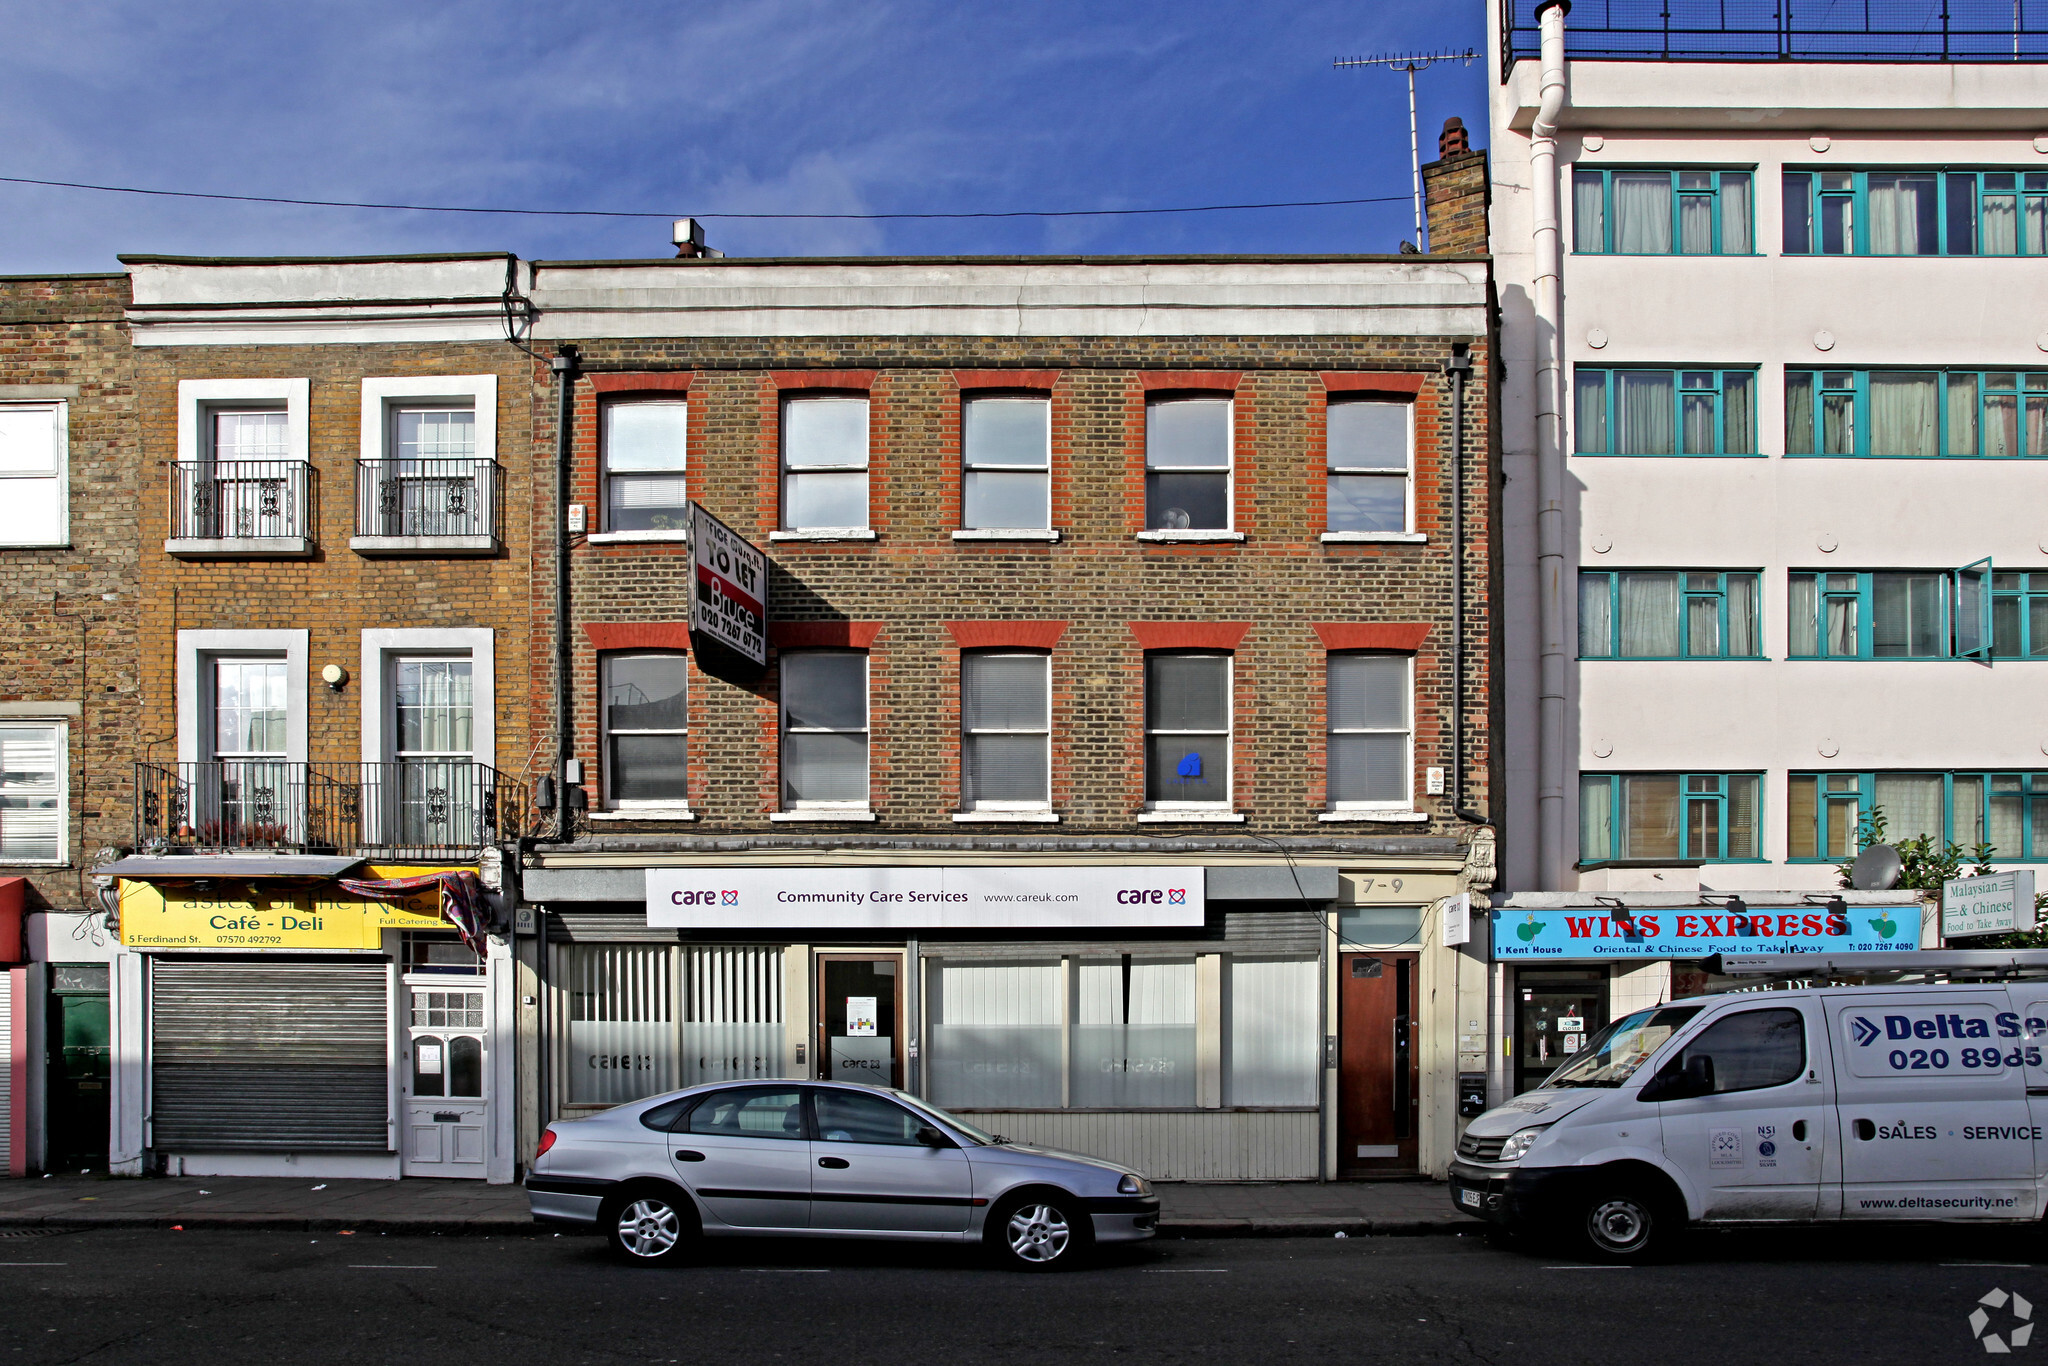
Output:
1541,1005,1703,1088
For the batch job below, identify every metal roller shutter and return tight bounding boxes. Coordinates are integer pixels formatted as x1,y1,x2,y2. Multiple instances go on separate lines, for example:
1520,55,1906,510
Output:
150,960,391,1152
0,971,12,1174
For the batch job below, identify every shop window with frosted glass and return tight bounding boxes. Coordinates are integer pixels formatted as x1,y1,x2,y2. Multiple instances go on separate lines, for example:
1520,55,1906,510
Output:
1575,368,1754,456
1580,772,1761,865
780,394,869,530
559,943,680,1105
926,959,1064,1109
1144,396,1231,531
1325,399,1410,533
1574,168,1752,254
961,652,1049,811
961,395,1050,530
1072,956,1196,1108
602,652,688,809
780,651,868,810
1145,652,1229,807
601,399,688,533
679,945,786,1084
1339,904,1428,950
1326,654,1409,809
1225,958,1319,1106
1578,571,1760,659
0,722,63,863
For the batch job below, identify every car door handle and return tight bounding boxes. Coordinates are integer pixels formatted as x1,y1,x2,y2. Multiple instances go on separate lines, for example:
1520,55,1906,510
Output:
818,1156,850,1169
673,1150,706,1163
1792,1120,1806,1142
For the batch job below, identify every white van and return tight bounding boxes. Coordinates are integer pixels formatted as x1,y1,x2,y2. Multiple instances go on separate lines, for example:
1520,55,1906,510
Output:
1449,954,2048,1260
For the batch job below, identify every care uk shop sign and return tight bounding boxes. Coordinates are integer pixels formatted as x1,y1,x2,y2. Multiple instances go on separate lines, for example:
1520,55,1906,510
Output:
1491,905,1918,960
648,866,1206,930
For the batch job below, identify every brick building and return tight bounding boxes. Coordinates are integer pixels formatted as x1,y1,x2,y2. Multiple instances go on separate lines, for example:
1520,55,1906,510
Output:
89,254,546,1181
517,244,1499,1180
0,273,140,1177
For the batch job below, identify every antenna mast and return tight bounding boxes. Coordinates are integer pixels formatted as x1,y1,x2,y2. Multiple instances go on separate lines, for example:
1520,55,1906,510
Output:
1333,49,1475,252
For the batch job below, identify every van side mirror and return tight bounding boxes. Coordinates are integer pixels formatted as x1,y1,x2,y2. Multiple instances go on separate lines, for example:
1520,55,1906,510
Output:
915,1125,956,1149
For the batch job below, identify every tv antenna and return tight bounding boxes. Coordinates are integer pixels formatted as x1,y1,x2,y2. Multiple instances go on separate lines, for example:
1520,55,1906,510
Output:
1333,49,1475,252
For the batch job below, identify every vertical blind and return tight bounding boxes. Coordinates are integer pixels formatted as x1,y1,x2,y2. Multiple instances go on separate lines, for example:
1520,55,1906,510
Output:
1072,957,1196,1108
681,946,786,1086
560,944,787,1105
0,725,60,862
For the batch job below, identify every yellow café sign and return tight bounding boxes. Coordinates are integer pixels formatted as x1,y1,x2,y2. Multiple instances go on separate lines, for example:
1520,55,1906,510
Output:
119,865,456,950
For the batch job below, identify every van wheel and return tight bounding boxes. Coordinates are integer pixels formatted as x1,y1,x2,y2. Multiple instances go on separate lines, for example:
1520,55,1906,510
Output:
602,1185,698,1267
1575,1184,1671,1263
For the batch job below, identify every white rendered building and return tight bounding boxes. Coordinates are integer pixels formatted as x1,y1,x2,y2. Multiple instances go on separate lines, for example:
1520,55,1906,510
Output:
1483,1,2048,1084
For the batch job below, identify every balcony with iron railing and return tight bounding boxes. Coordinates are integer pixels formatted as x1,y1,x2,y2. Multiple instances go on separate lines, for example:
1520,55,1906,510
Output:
1500,0,2048,74
351,458,504,556
135,760,531,860
164,460,315,557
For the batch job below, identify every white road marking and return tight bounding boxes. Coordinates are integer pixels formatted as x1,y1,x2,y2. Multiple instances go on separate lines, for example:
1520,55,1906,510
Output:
1143,1268,1231,1273
348,1265,437,1269
1544,1265,1630,1270
1944,1262,2034,1268
0,1263,66,1267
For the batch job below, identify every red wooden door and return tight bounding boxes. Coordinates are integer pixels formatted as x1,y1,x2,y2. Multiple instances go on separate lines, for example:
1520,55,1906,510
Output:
1338,952,1419,1176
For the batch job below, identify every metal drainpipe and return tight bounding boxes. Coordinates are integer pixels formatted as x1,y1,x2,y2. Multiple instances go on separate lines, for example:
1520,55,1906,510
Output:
1531,0,1571,887
1446,343,1488,828
552,345,581,839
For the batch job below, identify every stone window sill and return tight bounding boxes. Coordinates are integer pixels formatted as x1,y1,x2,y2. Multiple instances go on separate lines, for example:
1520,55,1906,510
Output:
1136,530,1244,543
770,809,878,822
586,531,688,546
952,529,1061,542
1136,809,1246,824
952,811,1060,823
350,535,499,557
769,529,877,543
166,537,313,559
1320,531,1427,544
588,807,697,822
1319,809,1431,823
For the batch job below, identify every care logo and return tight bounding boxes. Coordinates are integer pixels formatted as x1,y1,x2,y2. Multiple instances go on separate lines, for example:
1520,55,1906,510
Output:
1167,889,1187,905
1971,1287,2034,1353
721,890,739,906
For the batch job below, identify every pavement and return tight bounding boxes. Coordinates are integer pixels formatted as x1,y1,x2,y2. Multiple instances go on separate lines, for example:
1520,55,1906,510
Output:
0,1171,1469,1238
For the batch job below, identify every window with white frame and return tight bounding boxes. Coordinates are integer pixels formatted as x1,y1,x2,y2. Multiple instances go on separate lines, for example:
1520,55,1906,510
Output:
1326,399,1412,533
0,723,64,863
1326,654,1411,809
1145,652,1230,806
781,394,869,531
961,394,1050,530
358,376,498,543
1144,396,1231,531
601,399,688,533
961,652,1049,810
0,403,66,547
602,652,689,808
392,656,475,847
780,650,869,809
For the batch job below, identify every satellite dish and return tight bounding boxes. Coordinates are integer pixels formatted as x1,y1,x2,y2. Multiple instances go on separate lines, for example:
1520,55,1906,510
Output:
1850,844,1903,892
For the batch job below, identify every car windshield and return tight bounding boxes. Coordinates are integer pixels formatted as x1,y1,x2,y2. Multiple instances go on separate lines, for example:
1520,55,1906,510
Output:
1541,1005,1703,1088
890,1091,1000,1146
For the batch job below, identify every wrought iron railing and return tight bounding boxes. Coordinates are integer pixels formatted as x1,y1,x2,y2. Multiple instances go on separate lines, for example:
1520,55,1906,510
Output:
1501,0,2048,74
168,460,312,541
136,761,530,857
355,459,503,540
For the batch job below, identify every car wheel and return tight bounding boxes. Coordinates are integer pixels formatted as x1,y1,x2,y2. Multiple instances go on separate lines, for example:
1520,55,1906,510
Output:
988,1194,1093,1272
1576,1184,1671,1263
603,1187,696,1267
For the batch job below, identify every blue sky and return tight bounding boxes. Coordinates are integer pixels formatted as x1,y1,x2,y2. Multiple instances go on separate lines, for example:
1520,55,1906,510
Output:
0,1,1487,271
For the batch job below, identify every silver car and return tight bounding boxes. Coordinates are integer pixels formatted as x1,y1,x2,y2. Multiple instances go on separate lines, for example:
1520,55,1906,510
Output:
526,1080,1159,1270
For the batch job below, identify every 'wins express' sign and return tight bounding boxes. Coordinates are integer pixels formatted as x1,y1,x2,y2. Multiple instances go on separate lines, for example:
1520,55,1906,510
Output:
1491,906,1919,960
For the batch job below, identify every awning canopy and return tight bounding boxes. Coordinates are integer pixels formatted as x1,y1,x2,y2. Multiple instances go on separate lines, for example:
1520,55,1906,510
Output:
102,856,365,880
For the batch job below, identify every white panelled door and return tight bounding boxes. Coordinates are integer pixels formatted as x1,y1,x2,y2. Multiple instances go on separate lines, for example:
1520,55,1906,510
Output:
401,979,489,1177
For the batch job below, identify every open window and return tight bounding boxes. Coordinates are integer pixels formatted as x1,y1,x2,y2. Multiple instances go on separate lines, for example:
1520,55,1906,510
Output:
1958,555,1993,664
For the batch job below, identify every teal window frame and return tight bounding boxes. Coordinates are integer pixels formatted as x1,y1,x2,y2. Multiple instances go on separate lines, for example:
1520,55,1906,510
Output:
1579,771,1765,866
1577,569,1765,659
1786,367,2048,458
1574,367,1758,456
1788,563,1992,661
1789,770,2048,862
1992,572,2048,658
1784,168,2048,256
1572,168,1756,255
